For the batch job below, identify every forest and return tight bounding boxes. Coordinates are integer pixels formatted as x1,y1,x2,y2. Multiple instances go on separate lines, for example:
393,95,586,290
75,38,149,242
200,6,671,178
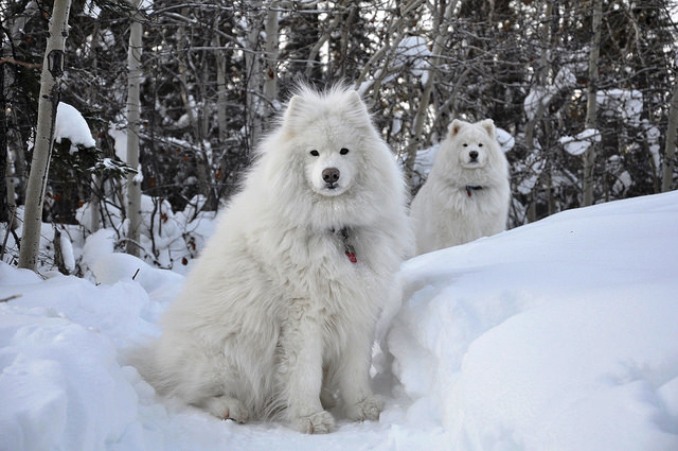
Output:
1,0,677,273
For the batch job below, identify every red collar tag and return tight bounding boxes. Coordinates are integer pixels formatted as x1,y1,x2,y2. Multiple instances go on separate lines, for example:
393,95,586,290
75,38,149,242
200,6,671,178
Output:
345,244,357,264
465,185,484,197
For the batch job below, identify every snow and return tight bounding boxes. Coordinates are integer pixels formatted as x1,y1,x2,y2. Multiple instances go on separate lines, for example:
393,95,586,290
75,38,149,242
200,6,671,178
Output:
84,0,101,19
644,121,662,170
395,36,431,85
54,102,96,150
2,191,678,450
141,0,154,13
524,68,577,121
559,128,601,156
495,127,515,153
597,89,643,127
133,164,144,184
108,123,128,162
58,230,75,273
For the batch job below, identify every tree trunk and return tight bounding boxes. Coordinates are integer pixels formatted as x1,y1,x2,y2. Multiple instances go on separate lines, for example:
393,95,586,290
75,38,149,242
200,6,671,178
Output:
0,59,6,224
524,0,553,223
245,3,264,152
215,32,228,143
18,0,71,271
3,151,18,264
125,0,143,257
90,174,102,233
263,2,279,113
662,81,678,192
582,0,602,207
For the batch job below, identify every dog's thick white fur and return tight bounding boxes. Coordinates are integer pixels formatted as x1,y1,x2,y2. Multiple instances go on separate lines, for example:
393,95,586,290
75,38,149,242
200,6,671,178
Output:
138,86,412,434
410,119,510,255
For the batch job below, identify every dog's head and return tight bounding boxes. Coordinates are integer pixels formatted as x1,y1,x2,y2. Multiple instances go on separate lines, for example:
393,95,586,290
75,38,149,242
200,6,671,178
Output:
280,86,373,197
447,119,498,170
254,85,407,232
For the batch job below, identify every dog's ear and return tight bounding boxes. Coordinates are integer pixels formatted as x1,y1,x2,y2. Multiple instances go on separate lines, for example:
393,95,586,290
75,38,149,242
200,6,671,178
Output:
449,119,465,137
479,119,496,140
283,92,316,135
344,90,370,120
283,95,306,126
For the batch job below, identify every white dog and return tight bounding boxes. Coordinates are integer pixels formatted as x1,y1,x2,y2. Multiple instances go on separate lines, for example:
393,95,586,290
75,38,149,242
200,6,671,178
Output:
410,119,510,255
137,86,412,434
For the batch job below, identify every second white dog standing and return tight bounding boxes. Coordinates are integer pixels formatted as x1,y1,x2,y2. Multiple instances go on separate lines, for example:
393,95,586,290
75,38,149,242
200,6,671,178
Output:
135,86,412,434
410,119,511,255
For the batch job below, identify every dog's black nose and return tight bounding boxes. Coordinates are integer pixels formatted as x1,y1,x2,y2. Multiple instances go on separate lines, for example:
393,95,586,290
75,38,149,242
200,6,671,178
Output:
469,151,479,160
322,167,340,184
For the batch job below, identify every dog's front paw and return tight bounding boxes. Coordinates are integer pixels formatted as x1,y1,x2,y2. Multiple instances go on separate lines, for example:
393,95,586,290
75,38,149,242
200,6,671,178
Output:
345,395,383,422
203,396,249,424
289,410,335,434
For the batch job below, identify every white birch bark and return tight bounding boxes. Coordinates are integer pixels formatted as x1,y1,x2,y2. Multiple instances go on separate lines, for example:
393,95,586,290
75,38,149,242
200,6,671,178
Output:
662,81,678,192
582,0,602,206
245,2,264,151
215,32,228,142
524,0,553,222
125,0,143,256
263,2,279,111
18,0,71,270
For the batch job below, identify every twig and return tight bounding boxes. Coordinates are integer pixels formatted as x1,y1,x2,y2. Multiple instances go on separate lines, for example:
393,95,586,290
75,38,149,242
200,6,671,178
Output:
0,294,21,303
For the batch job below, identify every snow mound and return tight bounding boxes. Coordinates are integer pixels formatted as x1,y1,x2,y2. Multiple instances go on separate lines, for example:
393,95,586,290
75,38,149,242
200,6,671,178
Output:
389,191,678,450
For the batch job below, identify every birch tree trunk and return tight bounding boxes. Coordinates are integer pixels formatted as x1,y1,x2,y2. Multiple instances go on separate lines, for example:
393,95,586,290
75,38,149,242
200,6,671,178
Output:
0,91,6,224
582,0,602,207
244,3,264,152
4,155,16,228
524,0,553,223
662,81,678,192
263,2,279,112
18,0,71,270
215,33,228,143
125,0,143,257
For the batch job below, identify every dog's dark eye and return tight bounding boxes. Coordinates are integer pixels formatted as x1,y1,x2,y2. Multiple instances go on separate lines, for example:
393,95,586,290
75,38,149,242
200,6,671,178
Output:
463,143,468,147
310,150,319,157
340,148,349,155
478,143,483,147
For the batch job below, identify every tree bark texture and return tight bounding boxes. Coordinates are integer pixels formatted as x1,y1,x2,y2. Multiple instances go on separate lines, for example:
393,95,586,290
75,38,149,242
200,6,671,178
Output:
582,0,602,207
18,0,71,270
662,81,678,192
125,0,143,257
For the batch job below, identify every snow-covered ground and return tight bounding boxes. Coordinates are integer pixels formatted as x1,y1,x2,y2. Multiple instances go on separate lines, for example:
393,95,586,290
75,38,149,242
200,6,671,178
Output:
2,191,678,451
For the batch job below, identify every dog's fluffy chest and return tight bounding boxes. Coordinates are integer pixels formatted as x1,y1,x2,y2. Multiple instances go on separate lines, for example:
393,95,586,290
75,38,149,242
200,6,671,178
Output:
292,228,377,296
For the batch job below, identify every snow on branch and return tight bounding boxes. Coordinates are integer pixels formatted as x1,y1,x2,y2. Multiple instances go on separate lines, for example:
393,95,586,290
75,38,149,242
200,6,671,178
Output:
54,102,96,150
524,67,577,121
596,89,643,127
394,36,431,85
559,128,601,156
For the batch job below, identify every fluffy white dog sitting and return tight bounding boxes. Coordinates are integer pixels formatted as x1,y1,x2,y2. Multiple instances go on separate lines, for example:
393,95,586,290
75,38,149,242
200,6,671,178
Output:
136,86,412,434
410,119,510,255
